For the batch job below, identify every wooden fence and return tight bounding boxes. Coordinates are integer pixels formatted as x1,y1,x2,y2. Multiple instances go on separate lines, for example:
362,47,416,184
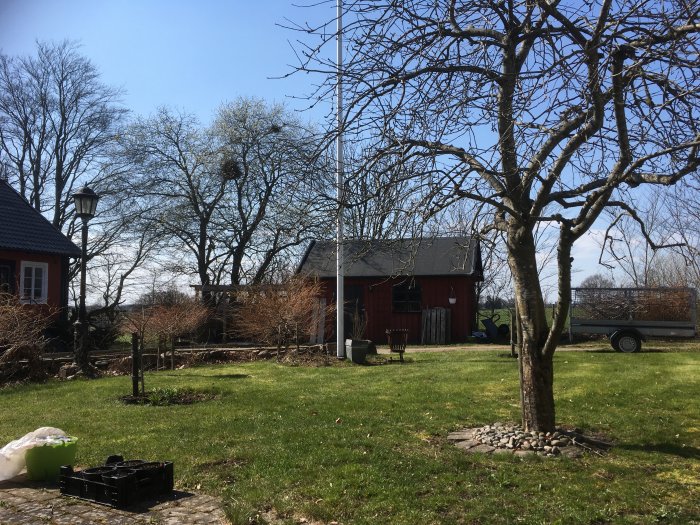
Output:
421,307,451,344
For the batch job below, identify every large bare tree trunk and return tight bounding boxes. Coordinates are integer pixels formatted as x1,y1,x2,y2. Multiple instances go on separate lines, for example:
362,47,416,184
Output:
509,225,556,431
519,342,555,431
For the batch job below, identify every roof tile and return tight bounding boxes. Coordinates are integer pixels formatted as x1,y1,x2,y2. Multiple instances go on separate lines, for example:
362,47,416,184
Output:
297,237,481,278
0,180,81,257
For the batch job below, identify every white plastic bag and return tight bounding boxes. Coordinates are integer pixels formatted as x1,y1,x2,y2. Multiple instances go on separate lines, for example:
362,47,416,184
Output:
0,427,67,481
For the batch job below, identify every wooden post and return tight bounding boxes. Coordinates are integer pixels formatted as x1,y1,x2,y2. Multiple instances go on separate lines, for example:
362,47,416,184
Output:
139,339,145,395
131,332,140,397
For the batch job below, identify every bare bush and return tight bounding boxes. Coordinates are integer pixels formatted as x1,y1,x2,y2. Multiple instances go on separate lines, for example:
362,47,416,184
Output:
0,293,54,381
573,288,695,323
121,295,210,371
149,299,211,369
236,277,333,357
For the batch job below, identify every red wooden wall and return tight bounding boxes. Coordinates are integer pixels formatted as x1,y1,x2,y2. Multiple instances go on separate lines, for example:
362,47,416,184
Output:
320,275,478,344
0,249,69,314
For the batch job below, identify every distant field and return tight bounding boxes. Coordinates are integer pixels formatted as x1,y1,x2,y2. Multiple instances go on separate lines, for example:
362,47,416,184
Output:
477,306,568,329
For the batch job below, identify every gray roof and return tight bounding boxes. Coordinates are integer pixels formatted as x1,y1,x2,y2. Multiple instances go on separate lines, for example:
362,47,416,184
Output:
297,237,482,278
0,179,81,257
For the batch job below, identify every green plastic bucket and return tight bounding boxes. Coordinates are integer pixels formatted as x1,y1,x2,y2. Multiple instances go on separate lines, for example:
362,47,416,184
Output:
25,437,78,481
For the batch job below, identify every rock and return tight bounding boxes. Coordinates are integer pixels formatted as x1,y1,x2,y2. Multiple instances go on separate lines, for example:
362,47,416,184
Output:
455,440,480,450
447,430,475,441
494,448,514,455
58,363,79,379
560,447,583,459
451,424,593,459
470,444,496,454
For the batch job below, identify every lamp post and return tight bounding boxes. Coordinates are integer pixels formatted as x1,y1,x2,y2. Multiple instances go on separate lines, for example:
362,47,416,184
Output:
72,186,99,373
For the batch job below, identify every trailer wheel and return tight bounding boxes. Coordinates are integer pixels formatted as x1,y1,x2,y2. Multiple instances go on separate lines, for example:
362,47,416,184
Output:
611,331,642,353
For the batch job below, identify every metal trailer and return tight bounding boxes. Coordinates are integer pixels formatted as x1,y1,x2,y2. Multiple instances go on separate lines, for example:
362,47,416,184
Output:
569,287,697,352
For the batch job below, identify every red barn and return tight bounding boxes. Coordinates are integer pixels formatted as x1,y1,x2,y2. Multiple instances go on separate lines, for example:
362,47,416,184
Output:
297,237,483,344
0,179,80,319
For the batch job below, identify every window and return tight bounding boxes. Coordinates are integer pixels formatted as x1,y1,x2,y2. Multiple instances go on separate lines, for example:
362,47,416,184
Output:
392,280,421,312
0,261,14,294
20,261,48,304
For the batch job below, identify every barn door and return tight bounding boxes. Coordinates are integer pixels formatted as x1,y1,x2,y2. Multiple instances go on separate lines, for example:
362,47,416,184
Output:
310,297,327,344
344,285,365,340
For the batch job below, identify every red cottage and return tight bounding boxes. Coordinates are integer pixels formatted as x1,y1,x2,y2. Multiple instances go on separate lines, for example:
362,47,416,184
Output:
0,180,81,319
297,237,483,344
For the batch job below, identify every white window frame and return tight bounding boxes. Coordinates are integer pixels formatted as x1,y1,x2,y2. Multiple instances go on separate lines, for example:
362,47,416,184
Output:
20,261,49,304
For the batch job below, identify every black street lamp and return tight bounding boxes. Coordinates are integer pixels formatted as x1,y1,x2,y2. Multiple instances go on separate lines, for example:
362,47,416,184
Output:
72,186,99,373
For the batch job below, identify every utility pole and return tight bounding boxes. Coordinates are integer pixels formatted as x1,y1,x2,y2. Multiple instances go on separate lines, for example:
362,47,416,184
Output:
336,0,345,358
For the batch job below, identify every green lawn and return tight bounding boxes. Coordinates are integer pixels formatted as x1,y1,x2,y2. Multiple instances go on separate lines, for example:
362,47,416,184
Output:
1,349,698,525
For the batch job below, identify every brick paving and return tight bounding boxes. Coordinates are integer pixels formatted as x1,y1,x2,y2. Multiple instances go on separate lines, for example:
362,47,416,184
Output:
0,475,229,525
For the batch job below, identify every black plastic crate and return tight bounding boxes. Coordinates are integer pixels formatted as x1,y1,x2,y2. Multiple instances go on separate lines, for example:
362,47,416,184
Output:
59,456,174,509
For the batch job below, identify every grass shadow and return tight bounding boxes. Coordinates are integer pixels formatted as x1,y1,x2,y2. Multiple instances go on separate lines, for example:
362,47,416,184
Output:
161,373,251,380
126,490,198,513
618,442,700,459
581,348,665,354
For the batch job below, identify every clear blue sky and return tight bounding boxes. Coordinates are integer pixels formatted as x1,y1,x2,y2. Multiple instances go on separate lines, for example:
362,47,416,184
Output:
0,0,334,125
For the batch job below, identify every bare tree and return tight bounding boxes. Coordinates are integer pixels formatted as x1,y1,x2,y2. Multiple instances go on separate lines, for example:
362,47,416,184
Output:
661,178,700,286
0,40,126,229
115,100,331,301
292,1,700,431
113,108,227,304
343,145,417,239
599,193,681,286
212,98,331,285
578,273,615,288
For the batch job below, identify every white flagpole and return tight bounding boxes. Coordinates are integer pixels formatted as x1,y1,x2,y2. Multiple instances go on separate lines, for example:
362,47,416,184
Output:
336,0,345,358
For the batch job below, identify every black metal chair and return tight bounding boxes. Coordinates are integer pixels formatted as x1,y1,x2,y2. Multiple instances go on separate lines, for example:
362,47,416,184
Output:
385,329,408,363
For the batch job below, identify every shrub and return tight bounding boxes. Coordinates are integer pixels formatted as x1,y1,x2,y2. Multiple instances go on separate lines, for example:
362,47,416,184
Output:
122,295,211,370
0,292,53,381
235,277,334,354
